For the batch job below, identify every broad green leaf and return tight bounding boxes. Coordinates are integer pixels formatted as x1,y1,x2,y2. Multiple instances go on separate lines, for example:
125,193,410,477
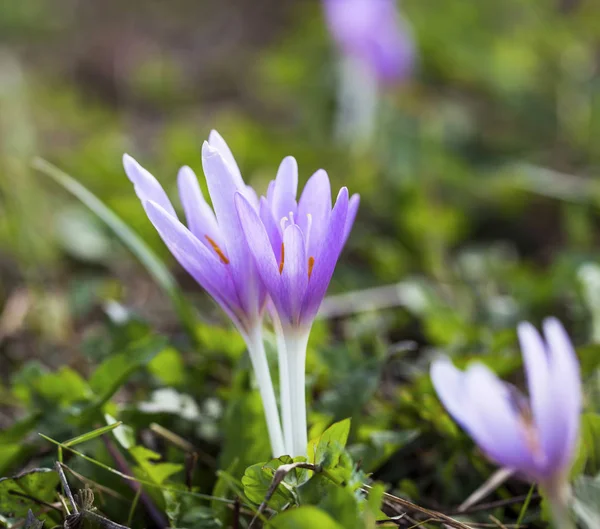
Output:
0,444,23,475
0,468,59,517
88,336,166,406
242,455,307,509
129,445,183,485
32,367,91,406
307,419,351,468
268,506,344,529
148,347,185,386
297,474,360,529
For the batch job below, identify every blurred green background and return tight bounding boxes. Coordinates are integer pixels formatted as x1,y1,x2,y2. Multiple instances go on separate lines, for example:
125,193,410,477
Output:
1,1,600,527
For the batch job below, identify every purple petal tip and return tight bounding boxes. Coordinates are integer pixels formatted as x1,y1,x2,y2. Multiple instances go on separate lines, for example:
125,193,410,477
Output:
201,141,218,158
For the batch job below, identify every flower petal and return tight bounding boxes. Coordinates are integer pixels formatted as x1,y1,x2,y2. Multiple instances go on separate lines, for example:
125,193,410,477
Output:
266,180,276,207
208,130,244,188
297,169,332,258
343,193,360,244
144,200,241,325
281,224,308,325
300,187,348,324
244,185,260,211
177,165,223,249
271,156,298,223
260,197,283,260
464,364,537,475
235,193,283,314
202,142,260,315
517,322,555,470
430,357,471,427
123,154,177,218
542,318,582,471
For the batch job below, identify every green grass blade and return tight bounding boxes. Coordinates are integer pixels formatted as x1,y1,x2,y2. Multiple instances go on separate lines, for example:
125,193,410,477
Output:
62,422,123,447
515,483,536,528
32,157,198,341
38,433,237,504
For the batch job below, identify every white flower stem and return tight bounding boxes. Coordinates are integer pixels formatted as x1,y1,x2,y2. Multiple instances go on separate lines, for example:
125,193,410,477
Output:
245,326,286,458
542,479,575,529
335,55,379,148
274,318,293,455
282,328,310,457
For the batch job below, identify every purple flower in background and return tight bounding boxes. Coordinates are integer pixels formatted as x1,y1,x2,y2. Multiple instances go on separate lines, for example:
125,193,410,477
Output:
236,160,359,456
323,0,414,84
123,131,285,457
431,318,581,491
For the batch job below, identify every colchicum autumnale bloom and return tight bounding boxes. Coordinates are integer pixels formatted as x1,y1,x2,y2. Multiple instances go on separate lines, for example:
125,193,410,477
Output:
431,318,581,528
123,131,285,457
323,0,414,85
235,160,359,456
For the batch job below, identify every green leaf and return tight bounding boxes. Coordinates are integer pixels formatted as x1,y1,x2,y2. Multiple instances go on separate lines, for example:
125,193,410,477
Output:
365,483,387,525
211,459,240,524
297,474,360,529
164,488,222,529
32,157,197,340
196,323,246,359
148,347,185,386
0,444,24,475
0,468,59,517
32,367,91,406
163,489,182,527
572,413,600,477
129,445,183,485
307,419,351,468
573,475,600,529
350,429,420,472
268,506,344,529
180,506,222,529
88,336,166,406
242,456,307,509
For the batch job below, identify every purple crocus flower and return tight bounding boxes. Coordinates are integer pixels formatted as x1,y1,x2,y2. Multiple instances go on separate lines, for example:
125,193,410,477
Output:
431,318,581,499
123,131,285,457
235,160,359,456
323,0,414,84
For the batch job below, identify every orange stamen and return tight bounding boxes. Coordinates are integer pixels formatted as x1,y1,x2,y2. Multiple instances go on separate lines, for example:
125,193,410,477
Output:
519,409,543,459
205,235,230,264
308,256,315,278
279,243,285,274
